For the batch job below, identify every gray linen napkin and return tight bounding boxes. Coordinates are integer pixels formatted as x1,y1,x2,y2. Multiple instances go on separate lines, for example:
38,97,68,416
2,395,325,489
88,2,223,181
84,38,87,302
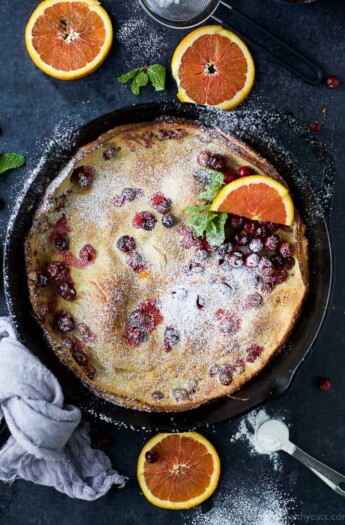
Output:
0,317,126,499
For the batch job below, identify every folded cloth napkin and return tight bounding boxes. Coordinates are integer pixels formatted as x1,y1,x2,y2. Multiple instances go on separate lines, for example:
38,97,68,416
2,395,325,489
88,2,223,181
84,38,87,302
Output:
0,317,126,500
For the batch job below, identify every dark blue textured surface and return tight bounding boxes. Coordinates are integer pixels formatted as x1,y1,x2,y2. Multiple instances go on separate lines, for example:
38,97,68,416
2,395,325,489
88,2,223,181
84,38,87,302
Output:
0,0,345,523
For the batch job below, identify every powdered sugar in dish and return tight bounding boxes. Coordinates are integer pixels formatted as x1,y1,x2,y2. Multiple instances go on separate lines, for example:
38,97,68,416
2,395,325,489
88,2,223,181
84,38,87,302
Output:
154,0,180,7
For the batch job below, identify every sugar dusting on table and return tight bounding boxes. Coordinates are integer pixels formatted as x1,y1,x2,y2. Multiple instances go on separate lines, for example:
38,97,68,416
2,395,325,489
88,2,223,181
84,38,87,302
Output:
189,481,295,525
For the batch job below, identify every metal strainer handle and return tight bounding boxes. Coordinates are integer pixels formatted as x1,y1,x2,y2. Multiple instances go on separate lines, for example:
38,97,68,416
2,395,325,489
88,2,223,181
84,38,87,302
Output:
214,1,324,85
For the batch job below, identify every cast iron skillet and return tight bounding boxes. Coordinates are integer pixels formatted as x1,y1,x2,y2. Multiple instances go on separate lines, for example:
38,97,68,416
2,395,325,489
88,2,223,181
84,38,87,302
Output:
3,102,333,431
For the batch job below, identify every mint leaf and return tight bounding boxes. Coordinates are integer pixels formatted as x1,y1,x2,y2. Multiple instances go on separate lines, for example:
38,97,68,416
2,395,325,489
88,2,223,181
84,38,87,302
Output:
198,171,225,201
185,204,210,215
131,71,149,95
0,153,25,175
206,212,227,246
117,68,143,84
187,211,211,238
147,64,166,91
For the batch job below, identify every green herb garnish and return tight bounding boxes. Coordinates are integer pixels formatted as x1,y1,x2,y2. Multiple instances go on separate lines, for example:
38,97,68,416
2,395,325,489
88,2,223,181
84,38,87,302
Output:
0,153,25,175
118,64,166,95
186,169,228,246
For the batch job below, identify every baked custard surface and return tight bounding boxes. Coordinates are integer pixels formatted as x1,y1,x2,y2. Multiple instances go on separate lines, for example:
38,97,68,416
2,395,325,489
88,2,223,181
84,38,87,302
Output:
25,119,308,412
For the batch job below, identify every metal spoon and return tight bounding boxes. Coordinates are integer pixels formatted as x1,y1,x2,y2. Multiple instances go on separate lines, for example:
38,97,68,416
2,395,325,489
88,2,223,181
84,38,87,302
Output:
256,419,345,497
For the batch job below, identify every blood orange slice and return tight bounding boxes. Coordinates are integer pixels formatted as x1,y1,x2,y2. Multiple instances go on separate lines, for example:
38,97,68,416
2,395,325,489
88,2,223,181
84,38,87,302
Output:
137,432,220,509
210,175,294,226
171,25,255,110
25,0,113,80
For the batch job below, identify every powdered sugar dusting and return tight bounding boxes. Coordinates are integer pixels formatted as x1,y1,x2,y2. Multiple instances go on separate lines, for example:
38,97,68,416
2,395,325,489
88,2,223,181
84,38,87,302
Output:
189,482,295,525
230,409,285,471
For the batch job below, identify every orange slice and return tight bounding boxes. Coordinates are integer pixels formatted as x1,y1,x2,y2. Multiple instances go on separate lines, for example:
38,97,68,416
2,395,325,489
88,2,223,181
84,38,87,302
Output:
25,0,113,80
137,432,221,510
210,175,294,226
171,25,255,110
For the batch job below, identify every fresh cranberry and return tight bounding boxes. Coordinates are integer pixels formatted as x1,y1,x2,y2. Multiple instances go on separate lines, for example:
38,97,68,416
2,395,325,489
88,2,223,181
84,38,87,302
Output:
71,166,93,188
234,233,249,246
139,300,163,332
318,377,332,392
79,323,96,342
283,257,295,270
244,253,260,268
79,244,96,264
246,344,264,363
270,254,285,269
57,282,76,301
54,234,70,251
273,270,288,285
243,221,256,236
112,194,125,208
103,145,121,160
85,364,96,380
219,371,233,386
229,215,245,230
145,450,158,463
310,121,321,133
47,262,69,283
209,364,220,377
244,292,262,309
217,242,233,257
223,168,238,184
152,391,164,401
150,192,172,214
125,325,147,346
37,271,49,287
162,214,175,228
117,235,136,253
69,339,88,365
227,251,244,268
266,222,279,233
325,75,339,89
249,238,263,253
193,169,211,185
261,281,274,294
133,211,157,231
126,252,146,273
122,188,136,202
264,234,279,251
55,310,75,333
254,225,268,238
216,309,241,335
164,326,180,352
279,241,294,258
258,257,274,276
197,150,226,171
238,166,252,178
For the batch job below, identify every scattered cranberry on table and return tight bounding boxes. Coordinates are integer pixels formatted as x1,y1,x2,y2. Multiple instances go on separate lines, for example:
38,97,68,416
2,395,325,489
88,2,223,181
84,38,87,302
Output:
145,451,158,463
325,75,340,89
318,377,332,392
238,166,252,178
310,121,321,133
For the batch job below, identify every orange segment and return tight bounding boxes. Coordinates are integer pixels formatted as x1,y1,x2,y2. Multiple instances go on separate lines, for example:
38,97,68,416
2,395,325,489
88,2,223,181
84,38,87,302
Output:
25,0,113,80
171,25,255,110
137,432,221,509
210,175,294,226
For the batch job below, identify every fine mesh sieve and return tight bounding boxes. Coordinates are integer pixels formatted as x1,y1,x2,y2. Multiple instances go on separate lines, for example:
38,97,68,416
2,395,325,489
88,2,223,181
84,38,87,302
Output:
139,0,324,84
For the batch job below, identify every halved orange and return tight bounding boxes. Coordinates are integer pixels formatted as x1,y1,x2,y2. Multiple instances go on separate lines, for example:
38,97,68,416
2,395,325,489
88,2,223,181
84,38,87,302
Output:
171,25,255,110
210,175,294,226
137,432,221,510
25,0,113,80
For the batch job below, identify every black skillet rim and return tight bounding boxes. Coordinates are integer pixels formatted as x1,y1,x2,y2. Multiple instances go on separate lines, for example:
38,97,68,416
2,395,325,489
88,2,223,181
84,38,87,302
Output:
3,102,333,431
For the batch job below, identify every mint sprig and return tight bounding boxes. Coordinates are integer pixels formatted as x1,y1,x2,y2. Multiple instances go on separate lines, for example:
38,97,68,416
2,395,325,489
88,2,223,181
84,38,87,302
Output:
118,64,166,96
0,153,25,175
186,169,228,246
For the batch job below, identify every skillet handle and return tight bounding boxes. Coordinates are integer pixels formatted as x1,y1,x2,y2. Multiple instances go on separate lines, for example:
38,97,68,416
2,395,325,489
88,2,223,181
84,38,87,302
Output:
213,2,324,85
